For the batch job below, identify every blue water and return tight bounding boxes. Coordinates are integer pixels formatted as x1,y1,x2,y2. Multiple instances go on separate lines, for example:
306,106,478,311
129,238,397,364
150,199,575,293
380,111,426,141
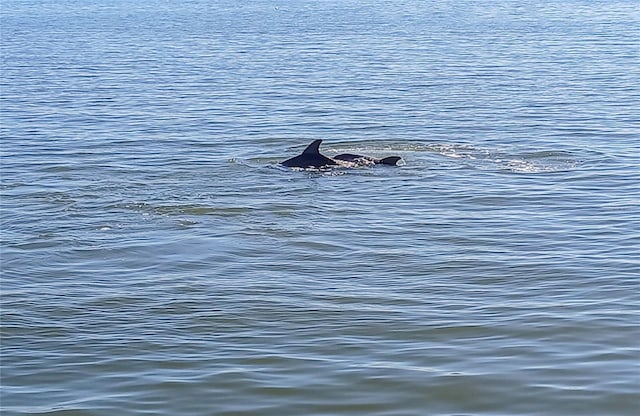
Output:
1,1,639,415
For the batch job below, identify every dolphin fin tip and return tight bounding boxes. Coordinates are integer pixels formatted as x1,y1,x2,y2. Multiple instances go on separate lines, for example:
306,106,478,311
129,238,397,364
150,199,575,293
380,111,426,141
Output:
302,139,323,155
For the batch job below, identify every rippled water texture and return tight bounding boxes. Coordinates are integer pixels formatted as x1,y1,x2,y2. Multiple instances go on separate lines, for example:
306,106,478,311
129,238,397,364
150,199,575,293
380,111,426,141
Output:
1,1,639,415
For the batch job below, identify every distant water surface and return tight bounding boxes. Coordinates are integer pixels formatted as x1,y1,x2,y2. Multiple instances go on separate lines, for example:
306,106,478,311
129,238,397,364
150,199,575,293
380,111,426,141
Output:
1,1,639,415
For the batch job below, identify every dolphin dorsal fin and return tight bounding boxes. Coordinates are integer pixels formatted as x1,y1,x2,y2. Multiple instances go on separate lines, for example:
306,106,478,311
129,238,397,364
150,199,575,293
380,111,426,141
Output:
302,139,323,155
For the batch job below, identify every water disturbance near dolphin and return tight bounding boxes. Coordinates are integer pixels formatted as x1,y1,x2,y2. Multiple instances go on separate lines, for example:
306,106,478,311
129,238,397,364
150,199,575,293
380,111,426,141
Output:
281,140,402,169
333,153,402,166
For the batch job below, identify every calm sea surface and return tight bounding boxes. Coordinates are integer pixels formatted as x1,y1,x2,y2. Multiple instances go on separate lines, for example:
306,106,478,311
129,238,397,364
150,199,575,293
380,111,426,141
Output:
1,1,639,415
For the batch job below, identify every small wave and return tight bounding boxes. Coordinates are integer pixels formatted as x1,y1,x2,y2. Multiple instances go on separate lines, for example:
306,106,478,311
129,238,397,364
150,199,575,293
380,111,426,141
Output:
326,141,583,174
115,202,255,217
414,143,582,174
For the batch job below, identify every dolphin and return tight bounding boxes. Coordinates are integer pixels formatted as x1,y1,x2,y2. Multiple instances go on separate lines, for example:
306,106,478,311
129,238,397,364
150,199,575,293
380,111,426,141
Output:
281,139,338,168
281,140,401,168
333,153,402,166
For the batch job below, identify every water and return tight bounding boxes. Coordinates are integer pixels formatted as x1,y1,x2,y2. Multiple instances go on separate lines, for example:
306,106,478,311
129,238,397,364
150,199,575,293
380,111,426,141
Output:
1,0,639,414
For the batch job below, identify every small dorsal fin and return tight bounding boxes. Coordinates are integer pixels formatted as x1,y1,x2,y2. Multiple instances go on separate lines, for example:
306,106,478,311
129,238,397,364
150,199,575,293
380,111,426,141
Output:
302,139,322,155
378,156,401,166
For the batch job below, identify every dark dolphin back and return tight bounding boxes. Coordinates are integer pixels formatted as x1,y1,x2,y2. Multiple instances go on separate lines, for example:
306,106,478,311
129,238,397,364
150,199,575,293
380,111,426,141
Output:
334,153,401,166
281,140,337,168
333,153,365,163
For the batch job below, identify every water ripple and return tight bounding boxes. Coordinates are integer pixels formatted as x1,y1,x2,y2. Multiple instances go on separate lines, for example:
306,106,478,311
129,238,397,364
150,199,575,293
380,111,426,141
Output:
2,0,639,415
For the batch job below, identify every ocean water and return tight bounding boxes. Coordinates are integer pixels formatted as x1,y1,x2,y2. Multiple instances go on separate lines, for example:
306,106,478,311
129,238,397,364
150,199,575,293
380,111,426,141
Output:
1,0,639,415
